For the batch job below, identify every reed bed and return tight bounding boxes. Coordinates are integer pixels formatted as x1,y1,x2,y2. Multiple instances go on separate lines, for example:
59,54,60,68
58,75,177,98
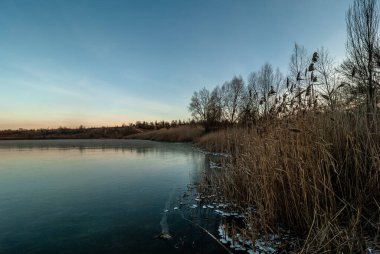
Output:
198,111,380,253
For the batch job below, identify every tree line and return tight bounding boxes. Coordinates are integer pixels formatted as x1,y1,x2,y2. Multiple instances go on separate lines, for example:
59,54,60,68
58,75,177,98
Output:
189,0,380,132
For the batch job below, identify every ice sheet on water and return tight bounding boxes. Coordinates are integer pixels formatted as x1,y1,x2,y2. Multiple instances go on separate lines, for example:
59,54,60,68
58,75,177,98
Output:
220,239,228,244
192,147,229,157
209,161,222,169
247,250,260,254
217,224,278,254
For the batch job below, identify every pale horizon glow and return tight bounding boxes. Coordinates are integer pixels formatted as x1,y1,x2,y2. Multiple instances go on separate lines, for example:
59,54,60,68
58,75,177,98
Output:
0,0,350,129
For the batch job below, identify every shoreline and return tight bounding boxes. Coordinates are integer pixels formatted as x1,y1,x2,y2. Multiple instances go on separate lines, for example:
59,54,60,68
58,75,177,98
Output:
0,125,204,142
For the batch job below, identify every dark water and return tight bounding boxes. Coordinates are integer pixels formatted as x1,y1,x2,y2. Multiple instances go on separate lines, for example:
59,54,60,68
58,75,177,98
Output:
0,140,223,254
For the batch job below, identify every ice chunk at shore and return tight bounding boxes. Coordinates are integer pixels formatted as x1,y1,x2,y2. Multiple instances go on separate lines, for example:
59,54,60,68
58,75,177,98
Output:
247,249,260,254
220,239,228,244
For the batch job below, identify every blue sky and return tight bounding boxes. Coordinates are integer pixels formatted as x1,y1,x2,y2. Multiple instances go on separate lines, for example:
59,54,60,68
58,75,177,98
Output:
0,0,350,129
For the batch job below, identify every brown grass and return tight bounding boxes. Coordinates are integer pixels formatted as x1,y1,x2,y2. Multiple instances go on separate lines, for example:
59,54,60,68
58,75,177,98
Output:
126,125,204,142
195,130,230,153
198,111,380,253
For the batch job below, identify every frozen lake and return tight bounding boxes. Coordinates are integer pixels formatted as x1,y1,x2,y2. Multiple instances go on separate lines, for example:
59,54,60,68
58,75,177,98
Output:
0,140,223,253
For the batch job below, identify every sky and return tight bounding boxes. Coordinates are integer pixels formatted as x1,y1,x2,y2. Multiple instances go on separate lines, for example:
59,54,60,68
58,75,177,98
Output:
0,0,351,129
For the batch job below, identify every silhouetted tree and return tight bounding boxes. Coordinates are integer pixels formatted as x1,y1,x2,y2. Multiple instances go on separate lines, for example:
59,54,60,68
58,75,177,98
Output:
289,43,308,87
341,0,379,117
209,86,223,123
315,47,343,110
189,87,210,122
188,87,222,131
221,76,245,124
239,72,260,124
288,43,309,107
257,63,282,116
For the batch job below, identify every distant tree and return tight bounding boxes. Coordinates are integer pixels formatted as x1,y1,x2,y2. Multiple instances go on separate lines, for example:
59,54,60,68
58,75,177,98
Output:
188,87,222,131
257,63,282,115
209,86,224,123
239,72,260,124
221,76,245,124
275,68,284,91
316,47,342,110
289,43,309,87
189,87,210,122
258,64,272,115
288,43,309,107
341,0,379,117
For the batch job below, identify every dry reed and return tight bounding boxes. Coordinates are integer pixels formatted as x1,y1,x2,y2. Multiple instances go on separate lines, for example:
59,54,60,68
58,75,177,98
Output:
198,111,380,253
127,125,204,142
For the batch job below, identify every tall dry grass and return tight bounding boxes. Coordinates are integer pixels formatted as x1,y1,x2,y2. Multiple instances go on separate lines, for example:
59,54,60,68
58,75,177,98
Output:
198,111,380,253
127,125,204,142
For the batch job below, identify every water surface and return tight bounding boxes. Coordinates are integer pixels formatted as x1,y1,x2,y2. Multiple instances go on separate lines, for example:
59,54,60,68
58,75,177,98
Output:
0,140,223,253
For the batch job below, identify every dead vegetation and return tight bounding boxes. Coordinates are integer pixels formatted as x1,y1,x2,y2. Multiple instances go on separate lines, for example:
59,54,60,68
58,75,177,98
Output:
197,111,380,253
126,125,204,142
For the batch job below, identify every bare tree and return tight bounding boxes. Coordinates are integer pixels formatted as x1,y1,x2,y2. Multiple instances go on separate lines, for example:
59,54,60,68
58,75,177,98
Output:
316,47,342,110
209,86,223,123
289,43,308,87
247,72,259,98
274,67,284,92
188,87,222,131
286,43,310,108
189,87,210,122
221,76,245,124
258,64,272,115
257,63,282,115
239,72,260,123
341,0,379,116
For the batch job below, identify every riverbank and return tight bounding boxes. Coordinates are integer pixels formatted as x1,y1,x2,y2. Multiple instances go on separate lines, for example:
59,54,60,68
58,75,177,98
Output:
0,125,204,142
195,111,380,253
0,126,143,140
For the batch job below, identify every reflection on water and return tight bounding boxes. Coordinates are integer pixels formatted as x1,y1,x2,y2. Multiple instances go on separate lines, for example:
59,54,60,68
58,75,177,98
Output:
0,140,223,254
